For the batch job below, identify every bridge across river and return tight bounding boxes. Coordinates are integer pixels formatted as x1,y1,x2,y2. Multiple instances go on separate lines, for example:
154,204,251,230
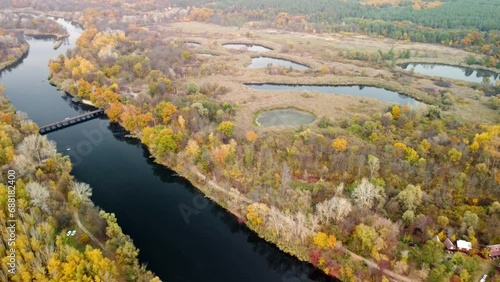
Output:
39,108,105,134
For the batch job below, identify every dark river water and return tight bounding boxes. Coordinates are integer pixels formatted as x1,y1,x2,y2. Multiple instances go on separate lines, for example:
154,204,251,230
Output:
0,19,337,282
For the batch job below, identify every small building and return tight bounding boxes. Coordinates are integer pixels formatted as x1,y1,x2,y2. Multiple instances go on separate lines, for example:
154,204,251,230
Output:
456,240,472,252
486,244,500,259
444,238,456,252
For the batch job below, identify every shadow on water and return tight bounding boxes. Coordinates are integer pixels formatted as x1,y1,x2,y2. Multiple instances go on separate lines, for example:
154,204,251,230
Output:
105,121,339,282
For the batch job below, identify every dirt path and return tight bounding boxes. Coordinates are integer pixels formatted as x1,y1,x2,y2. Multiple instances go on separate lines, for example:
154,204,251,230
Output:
190,167,415,282
73,211,106,250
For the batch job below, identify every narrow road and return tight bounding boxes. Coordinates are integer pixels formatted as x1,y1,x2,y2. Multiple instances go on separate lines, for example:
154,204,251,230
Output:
191,167,415,282
73,211,106,250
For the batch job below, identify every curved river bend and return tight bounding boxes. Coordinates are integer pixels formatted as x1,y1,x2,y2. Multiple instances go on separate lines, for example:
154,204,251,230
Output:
0,19,337,282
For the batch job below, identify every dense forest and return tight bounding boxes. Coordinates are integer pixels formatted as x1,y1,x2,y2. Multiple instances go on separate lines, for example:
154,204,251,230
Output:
0,86,159,281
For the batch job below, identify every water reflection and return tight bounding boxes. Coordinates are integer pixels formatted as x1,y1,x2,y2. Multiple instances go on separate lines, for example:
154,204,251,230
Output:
400,63,498,84
247,83,421,106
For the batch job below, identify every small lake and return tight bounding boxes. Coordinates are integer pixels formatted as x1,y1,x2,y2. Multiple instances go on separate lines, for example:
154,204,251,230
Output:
256,108,315,127
400,63,499,84
223,43,272,52
246,84,420,106
197,53,215,57
248,57,309,70
184,42,201,47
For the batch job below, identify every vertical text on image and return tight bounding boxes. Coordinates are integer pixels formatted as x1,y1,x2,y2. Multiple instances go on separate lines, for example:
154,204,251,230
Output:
6,169,17,275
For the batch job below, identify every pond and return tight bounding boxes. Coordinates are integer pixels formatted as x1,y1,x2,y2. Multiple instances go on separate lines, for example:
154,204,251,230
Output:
223,43,272,52
248,57,309,70
400,63,499,84
256,108,316,127
184,41,201,47
246,83,421,106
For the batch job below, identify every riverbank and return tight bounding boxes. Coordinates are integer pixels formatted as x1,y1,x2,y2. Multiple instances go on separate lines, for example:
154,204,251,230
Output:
0,86,159,281
157,152,415,282
0,42,29,72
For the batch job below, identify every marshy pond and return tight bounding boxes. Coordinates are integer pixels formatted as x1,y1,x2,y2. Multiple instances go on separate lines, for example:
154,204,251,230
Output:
184,42,201,47
400,63,499,84
223,43,272,52
246,84,420,106
248,57,309,70
256,108,315,127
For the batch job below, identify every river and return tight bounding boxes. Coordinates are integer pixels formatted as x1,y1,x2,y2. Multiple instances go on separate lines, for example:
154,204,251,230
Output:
0,18,337,282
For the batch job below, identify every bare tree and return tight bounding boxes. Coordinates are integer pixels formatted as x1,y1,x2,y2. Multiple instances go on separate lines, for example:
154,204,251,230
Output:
316,195,352,224
12,154,36,176
18,134,56,164
26,182,50,213
69,182,93,207
281,162,291,190
351,178,382,209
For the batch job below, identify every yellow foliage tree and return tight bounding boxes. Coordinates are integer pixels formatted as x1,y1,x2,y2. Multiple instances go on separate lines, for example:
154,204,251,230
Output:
155,102,178,124
313,232,337,250
106,102,123,122
448,148,462,163
331,138,348,152
185,139,200,158
246,203,269,226
217,121,234,137
391,105,401,120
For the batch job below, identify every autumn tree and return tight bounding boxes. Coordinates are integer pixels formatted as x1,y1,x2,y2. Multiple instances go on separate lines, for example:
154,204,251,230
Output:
68,182,93,208
313,232,336,250
26,182,50,213
396,184,423,211
316,194,352,223
217,121,234,137
391,105,401,120
18,134,56,164
106,102,123,123
155,101,178,124
245,131,259,144
351,178,383,209
331,138,348,152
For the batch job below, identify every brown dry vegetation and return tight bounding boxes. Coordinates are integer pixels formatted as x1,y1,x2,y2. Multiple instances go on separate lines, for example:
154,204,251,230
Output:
162,21,498,127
